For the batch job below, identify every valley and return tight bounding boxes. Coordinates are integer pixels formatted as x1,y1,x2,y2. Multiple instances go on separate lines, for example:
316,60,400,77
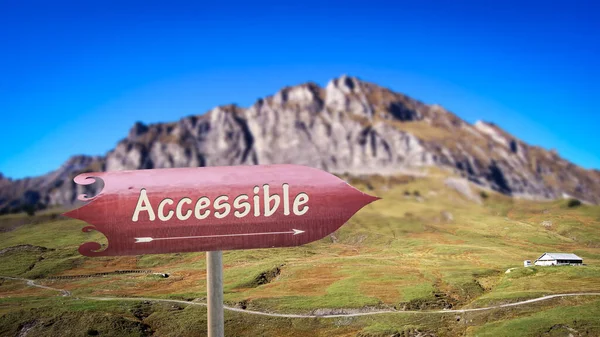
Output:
1,171,599,336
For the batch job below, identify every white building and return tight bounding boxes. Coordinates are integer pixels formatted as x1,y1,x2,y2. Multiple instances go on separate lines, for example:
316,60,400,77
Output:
534,253,583,266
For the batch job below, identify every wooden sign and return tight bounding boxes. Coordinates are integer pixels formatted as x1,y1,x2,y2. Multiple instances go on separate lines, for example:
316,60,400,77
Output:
63,164,380,256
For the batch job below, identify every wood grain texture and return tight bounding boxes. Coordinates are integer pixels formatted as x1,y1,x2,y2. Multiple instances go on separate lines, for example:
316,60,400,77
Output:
63,164,380,256
206,251,224,337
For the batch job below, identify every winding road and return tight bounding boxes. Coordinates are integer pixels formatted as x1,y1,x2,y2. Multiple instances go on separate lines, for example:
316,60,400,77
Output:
2,276,600,319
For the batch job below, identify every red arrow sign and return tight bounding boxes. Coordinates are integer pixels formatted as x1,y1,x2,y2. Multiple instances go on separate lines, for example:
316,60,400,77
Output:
63,164,380,256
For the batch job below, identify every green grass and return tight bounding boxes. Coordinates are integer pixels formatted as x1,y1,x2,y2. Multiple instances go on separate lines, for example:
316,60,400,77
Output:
0,217,105,250
0,250,41,276
1,172,600,336
0,247,86,279
26,249,86,278
0,297,150,337
401,283,436,302
471,266,600,306
470,299,600,337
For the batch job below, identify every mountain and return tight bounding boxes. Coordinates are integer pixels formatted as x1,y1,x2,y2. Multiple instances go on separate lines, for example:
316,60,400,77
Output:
1,75,599,213
0,155,104,214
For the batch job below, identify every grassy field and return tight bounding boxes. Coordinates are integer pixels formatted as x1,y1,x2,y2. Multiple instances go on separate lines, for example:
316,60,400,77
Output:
1,171,599,336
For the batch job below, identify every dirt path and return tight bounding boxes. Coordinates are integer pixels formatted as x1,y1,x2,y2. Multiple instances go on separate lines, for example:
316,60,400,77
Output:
2,276,600,318
1,276,71,296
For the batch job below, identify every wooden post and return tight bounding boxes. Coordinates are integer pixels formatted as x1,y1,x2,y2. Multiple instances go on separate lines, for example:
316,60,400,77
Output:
207,251,224,337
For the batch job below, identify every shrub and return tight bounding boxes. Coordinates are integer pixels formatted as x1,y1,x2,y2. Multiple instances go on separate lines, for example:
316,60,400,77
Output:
23,204,36,216
479,191,489,199
567,198,582,208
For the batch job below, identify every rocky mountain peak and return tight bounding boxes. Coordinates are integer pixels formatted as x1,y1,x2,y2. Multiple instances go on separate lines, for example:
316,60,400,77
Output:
209,104,245,122
326,74,364,94
1,75,599,213
128,121,149,139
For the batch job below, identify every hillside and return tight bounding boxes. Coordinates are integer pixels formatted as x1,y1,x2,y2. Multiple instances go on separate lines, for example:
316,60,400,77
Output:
1,75,599,214
1,172,599,336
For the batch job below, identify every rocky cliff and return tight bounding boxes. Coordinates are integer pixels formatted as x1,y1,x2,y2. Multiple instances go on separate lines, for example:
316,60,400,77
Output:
2,75,599,213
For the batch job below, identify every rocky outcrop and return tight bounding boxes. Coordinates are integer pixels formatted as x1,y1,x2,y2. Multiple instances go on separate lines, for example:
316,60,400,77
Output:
0,155,104,214
1,75,599,213
103,80,434,175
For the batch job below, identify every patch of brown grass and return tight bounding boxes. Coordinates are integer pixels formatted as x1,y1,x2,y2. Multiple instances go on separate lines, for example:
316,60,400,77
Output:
57,256,139,276
0,282,56,298
245,265,344,299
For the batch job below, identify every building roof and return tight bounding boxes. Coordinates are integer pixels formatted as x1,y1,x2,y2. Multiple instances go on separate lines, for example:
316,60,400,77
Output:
536,253,583,261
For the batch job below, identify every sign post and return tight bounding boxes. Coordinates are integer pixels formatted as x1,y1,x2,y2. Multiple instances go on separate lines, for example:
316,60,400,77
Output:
63,164,380,336
207,251,224,337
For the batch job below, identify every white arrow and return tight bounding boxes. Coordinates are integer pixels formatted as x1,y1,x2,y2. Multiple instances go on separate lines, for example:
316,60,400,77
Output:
134,229,305,243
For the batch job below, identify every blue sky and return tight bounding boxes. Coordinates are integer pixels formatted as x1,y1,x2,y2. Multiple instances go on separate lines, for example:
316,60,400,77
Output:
1,0,597,179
